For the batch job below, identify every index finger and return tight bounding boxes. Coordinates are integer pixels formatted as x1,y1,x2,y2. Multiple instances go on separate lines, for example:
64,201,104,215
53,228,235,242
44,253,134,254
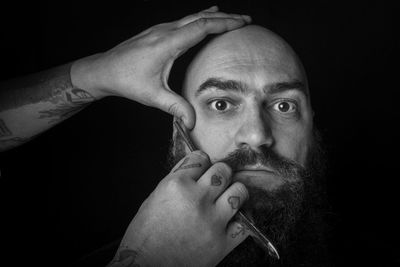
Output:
169,150,211,182
172,17,251,52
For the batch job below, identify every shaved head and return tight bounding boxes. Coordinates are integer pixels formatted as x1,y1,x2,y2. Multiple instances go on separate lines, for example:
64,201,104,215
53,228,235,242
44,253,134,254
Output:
183,25,308,102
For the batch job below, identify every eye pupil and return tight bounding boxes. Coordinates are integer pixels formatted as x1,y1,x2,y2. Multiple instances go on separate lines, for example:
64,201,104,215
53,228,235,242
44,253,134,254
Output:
278,102,290,112
215,101,227,110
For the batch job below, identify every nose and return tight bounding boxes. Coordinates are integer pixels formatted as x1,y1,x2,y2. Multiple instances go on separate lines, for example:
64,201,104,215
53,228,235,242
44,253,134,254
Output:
234,106,274,150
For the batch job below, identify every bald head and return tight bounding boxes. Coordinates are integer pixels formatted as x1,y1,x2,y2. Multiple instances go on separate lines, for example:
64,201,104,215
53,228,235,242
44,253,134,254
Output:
183,25,308,100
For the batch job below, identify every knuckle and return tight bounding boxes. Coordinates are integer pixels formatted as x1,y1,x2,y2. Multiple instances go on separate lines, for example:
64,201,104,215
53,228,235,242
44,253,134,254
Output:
180,14,193,22
233,182,248,200
163,175,183,191
194,18,209,28
150,23,168,31
214,162,232,178
209,171,226,186
191,150,210,163
167,102,179,116
142,29,167,45
196,11,208,19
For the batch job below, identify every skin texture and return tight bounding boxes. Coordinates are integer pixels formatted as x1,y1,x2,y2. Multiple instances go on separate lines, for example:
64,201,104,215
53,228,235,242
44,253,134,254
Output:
112,151,250,267
181,25,314,192
0,6,250,152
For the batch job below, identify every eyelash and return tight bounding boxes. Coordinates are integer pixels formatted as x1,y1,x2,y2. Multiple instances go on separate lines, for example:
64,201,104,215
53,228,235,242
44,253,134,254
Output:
207,98,237,113
269,99,298,114
206,98,299,117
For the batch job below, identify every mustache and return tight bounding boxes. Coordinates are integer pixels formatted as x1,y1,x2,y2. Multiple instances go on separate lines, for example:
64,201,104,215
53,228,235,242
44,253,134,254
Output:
218,146,308,180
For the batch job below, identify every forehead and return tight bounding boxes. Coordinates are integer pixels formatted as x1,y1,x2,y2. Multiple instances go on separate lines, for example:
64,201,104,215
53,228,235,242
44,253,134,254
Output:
184,26,307,97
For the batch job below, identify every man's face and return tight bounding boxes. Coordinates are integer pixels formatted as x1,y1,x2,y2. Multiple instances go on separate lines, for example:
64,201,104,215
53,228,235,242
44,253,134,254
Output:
183,26,313,192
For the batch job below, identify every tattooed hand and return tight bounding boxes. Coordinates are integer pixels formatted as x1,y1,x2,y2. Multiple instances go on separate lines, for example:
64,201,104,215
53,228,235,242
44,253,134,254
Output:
109,150,249,267
71,6,251,129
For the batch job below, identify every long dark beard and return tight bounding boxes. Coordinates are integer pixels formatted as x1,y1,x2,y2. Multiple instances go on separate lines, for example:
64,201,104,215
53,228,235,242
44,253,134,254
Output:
167,130,329,266
221,146,308,248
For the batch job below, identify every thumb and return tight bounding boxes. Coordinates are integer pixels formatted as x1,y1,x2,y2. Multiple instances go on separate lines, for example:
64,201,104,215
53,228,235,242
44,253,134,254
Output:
156,89,195,129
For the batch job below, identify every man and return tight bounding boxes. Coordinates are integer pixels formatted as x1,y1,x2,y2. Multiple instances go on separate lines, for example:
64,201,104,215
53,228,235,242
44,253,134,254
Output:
0,7,328,266
109,24,328,267
178,25,328,266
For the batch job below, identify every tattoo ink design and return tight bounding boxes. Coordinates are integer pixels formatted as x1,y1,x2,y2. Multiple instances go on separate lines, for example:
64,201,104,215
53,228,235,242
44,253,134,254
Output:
0,119,32,150
39,88,94,123
0,119,12,138
231,223,247,238
0,136,31,147
228,196,240,210
107,247,141,267
173,157,202,173
211,174,222,186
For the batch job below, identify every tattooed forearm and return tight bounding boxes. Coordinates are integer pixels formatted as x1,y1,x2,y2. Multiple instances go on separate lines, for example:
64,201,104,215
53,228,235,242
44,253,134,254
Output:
0,119,12,138
211,174,222,186
0,136,31,149
0,63,96,151
0,119,31,149
228,196,240,210
107,248,141,267
173,157,202,173
0,64,93,111
38,88,94,123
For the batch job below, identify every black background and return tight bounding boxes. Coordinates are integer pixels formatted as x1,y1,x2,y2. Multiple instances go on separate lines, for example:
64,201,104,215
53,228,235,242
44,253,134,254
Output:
0,0,398,266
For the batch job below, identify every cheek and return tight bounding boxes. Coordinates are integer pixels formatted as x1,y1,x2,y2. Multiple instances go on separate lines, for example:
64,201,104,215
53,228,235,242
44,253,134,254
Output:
190,118,235,162
273,124,312,166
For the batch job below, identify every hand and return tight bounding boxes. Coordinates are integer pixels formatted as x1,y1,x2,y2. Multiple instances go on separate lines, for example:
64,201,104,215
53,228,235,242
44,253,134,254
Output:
71,6,251,129
110,151,249,267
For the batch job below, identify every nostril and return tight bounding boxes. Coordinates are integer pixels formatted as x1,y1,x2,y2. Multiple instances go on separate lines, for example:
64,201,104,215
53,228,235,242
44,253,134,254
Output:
234,121,273,149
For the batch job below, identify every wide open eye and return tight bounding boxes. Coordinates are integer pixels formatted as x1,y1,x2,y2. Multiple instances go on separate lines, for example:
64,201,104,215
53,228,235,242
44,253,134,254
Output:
272,100,297,113
209,99,233,112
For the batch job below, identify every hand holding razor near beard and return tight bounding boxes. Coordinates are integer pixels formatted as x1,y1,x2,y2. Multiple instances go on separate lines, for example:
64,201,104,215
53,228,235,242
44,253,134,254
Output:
174,118,280,260
111,149,250,266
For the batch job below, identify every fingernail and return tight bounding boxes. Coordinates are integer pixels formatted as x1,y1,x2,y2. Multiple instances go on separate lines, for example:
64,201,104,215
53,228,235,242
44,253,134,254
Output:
232,14,243,20
205,5,218,12
180,115,189,128
241,15,252,23
193,150,209,160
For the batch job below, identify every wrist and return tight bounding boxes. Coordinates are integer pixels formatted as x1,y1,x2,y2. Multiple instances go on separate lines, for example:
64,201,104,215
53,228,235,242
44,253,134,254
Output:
70,53,109,99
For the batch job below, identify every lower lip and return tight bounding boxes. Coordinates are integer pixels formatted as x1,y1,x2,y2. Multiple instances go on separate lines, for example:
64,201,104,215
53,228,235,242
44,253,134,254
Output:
233,170,283,190
235,170,276,177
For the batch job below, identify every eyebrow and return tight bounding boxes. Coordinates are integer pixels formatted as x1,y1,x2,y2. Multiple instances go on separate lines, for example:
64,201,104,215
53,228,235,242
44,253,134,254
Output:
195,77,308,97
267,80,308,97
195,78,248,97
